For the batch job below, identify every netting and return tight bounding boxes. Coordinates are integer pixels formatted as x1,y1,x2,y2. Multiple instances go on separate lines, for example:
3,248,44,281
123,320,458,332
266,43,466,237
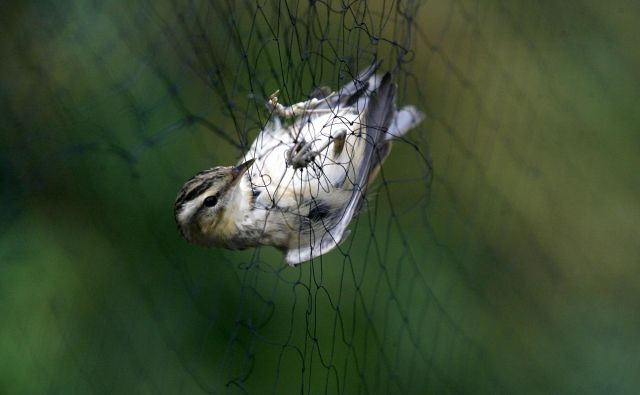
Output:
2,0,639,394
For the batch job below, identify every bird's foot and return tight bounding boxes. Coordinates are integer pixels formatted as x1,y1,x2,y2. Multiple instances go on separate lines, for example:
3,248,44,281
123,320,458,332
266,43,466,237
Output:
286,139,318,169
267,89,336,119
286,130,348,169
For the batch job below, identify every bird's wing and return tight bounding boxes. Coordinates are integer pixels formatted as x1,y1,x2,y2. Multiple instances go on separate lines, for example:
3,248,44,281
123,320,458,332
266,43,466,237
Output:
285,72,397,265
330,72,396,237
314,60,383,111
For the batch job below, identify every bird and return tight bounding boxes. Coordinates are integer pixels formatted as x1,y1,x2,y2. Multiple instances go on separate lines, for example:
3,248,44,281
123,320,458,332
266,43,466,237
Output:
174,61,425,265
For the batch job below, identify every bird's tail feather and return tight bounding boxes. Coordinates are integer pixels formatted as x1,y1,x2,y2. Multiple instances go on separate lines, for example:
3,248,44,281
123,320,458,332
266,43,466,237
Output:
386,105,425,140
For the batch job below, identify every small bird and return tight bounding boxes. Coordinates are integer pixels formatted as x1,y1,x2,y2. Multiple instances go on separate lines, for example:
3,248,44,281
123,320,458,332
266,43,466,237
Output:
175,62,424,265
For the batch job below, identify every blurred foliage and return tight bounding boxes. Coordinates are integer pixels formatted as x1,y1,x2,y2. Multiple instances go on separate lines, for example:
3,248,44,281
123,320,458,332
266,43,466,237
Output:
1,0,639,393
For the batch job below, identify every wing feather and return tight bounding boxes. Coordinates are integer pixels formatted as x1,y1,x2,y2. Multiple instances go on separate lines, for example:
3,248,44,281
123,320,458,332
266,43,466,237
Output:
315,60,383,111
285,71,398,265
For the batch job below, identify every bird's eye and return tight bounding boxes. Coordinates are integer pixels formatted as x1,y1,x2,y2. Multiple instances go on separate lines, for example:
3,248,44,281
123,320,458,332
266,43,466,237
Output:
203,195,218,207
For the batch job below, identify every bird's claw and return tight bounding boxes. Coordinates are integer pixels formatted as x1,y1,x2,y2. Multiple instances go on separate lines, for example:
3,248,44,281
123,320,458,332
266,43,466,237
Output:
286,139,318,169
267,89,337,119
286,130,347,169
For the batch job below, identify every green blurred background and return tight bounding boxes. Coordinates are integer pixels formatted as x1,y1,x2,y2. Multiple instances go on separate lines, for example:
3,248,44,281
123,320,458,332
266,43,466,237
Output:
1,0,639,393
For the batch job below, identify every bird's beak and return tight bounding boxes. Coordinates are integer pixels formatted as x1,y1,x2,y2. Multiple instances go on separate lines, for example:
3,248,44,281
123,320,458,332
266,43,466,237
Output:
230,158,255,185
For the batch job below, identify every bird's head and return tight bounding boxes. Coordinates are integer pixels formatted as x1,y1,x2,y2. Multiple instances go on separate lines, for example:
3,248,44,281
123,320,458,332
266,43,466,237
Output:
174,159,255,246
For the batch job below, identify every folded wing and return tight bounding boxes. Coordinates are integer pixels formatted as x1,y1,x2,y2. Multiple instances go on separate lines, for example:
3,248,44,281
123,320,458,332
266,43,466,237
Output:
286,66,423,265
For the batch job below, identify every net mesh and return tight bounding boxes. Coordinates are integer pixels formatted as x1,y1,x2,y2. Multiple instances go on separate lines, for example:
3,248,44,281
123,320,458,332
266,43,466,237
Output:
2,0,639,394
